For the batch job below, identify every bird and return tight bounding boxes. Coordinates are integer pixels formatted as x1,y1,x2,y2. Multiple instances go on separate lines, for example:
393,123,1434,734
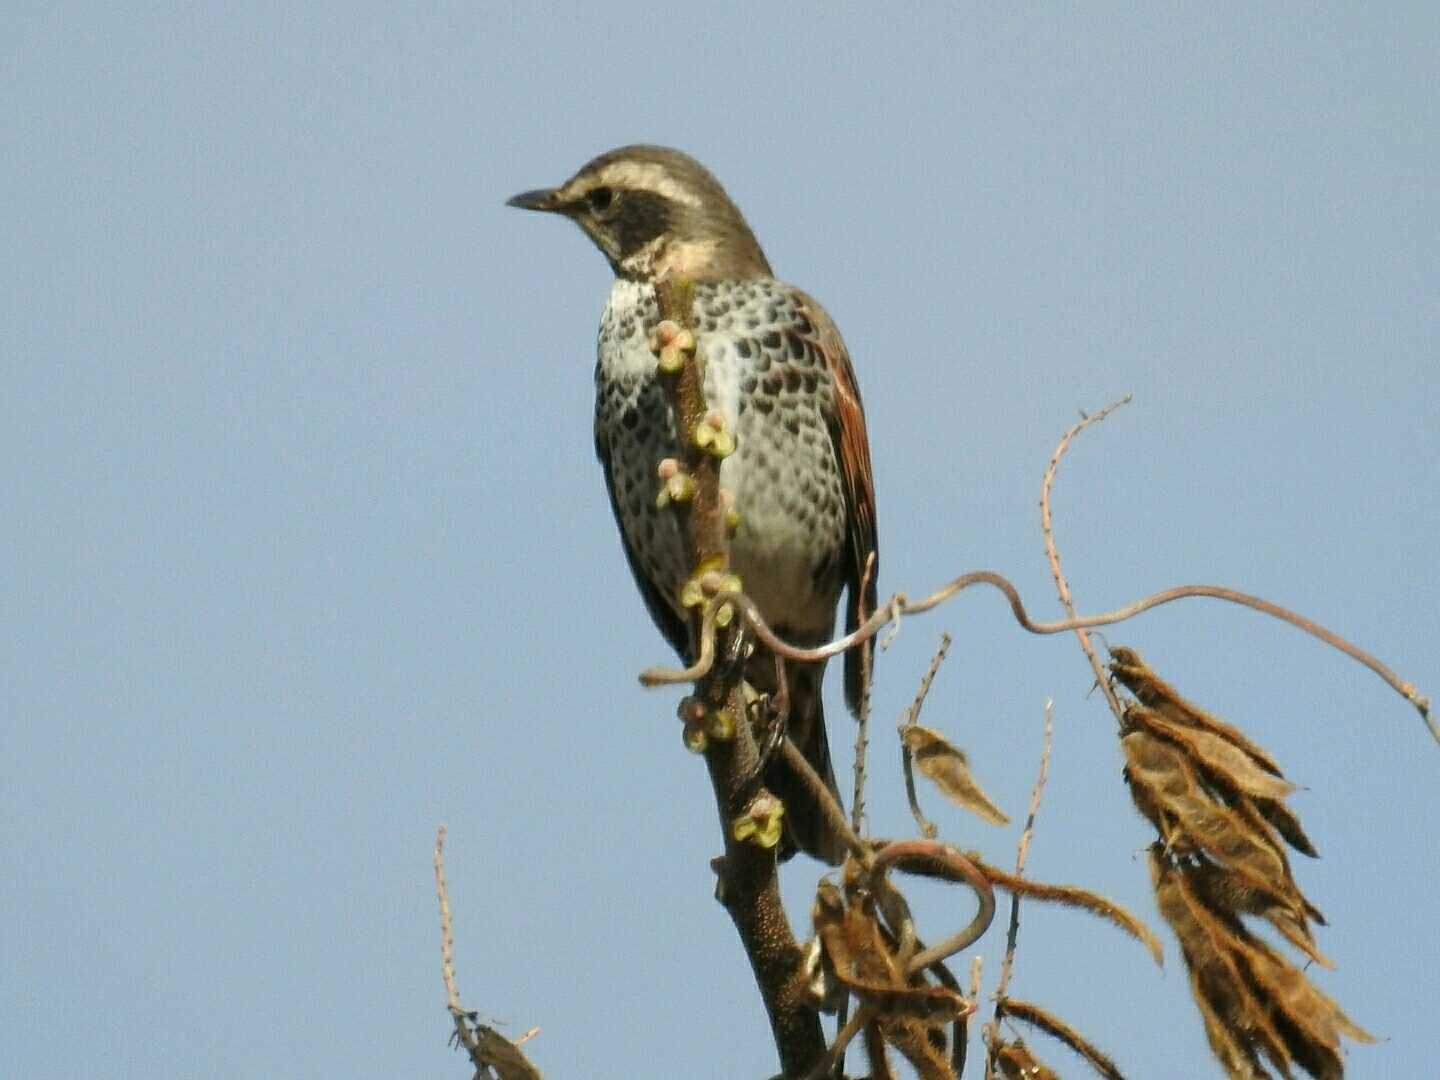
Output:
507,145,878,864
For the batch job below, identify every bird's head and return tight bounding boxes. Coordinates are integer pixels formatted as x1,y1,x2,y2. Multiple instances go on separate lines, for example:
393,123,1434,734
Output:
507,145,772,282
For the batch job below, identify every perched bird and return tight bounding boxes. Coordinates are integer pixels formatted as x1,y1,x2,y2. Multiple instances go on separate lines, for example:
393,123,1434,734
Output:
508,146,878,863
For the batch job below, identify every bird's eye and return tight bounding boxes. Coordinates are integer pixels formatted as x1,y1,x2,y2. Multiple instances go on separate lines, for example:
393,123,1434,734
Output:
586,186,614,213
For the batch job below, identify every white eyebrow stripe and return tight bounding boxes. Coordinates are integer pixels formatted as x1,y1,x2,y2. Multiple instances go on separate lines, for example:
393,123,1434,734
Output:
565,161,702,208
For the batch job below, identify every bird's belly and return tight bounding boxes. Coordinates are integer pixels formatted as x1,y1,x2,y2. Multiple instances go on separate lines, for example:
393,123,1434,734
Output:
722,421,845,642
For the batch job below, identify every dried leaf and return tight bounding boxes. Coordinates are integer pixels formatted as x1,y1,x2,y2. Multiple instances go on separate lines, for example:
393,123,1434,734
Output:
995,1041,1061,1080
470,1022,544,1080
1003,998,1127,1079
968,852,1164,967
902,724,1010,826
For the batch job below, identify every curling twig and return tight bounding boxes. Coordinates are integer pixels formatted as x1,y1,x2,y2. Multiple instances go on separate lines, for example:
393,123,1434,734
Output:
866,840,998,975
642,566,1434,743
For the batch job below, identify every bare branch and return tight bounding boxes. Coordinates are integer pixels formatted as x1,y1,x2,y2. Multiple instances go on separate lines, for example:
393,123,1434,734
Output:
1041,397,1131,726
434,826,476,1061
995,700,1055,1003
434,826,544,1080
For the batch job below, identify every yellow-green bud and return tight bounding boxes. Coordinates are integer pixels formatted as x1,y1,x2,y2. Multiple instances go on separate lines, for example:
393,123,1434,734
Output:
732,795,785,849
708,708,736,740
657,344,685,374
707,429,735,459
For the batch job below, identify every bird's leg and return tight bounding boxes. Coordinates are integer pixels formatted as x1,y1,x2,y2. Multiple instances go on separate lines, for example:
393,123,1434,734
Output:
739,654,790,804
710,616,749,695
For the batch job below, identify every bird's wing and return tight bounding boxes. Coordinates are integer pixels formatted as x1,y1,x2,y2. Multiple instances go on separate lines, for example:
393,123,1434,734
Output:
792,290,879,716
594,417,692,662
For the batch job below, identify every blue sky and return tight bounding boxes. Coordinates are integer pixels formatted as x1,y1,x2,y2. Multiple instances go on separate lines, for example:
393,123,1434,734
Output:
4,5,1437,1077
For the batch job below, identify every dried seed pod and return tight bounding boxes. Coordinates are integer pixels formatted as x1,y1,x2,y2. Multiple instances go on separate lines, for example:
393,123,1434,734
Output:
1002,998,1127,1080
1252,792,1320,858
1186,856,1333,970
1230,924,1375,1078
1110,647,1284,776
967,850,1163,966
1123,732,1294,908
1128,706,1296,802
995,1040,1060,1080
811,879,968,1024
1148,848,1293,1073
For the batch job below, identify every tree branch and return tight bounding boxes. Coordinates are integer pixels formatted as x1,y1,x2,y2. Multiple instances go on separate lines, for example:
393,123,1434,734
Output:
653,276,826,1077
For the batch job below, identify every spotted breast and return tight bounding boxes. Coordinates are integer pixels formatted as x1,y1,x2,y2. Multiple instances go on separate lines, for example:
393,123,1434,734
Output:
596,277,849,645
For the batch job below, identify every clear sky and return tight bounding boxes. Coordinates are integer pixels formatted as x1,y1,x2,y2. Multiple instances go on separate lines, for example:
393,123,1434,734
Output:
5,5,1437,1078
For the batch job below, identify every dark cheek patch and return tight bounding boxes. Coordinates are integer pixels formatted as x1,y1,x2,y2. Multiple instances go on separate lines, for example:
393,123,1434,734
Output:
615,192,672,256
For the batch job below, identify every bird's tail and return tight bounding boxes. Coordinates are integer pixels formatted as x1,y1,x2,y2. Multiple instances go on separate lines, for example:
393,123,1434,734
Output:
767,663,847,865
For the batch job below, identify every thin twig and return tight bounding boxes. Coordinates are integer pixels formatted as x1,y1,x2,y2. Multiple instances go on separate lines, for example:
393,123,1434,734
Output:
1041,397,1131,724
434,825,481,1062
968,954,984,1079
995,700,1055,1003
434,828,544,1080
898,634,953,839
851,551,879,836
804,1005,874,1080
829,993,850,1080
781,737,869,861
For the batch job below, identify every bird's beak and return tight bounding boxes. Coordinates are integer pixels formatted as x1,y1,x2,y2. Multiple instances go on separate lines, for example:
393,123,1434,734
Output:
506,187,562,212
